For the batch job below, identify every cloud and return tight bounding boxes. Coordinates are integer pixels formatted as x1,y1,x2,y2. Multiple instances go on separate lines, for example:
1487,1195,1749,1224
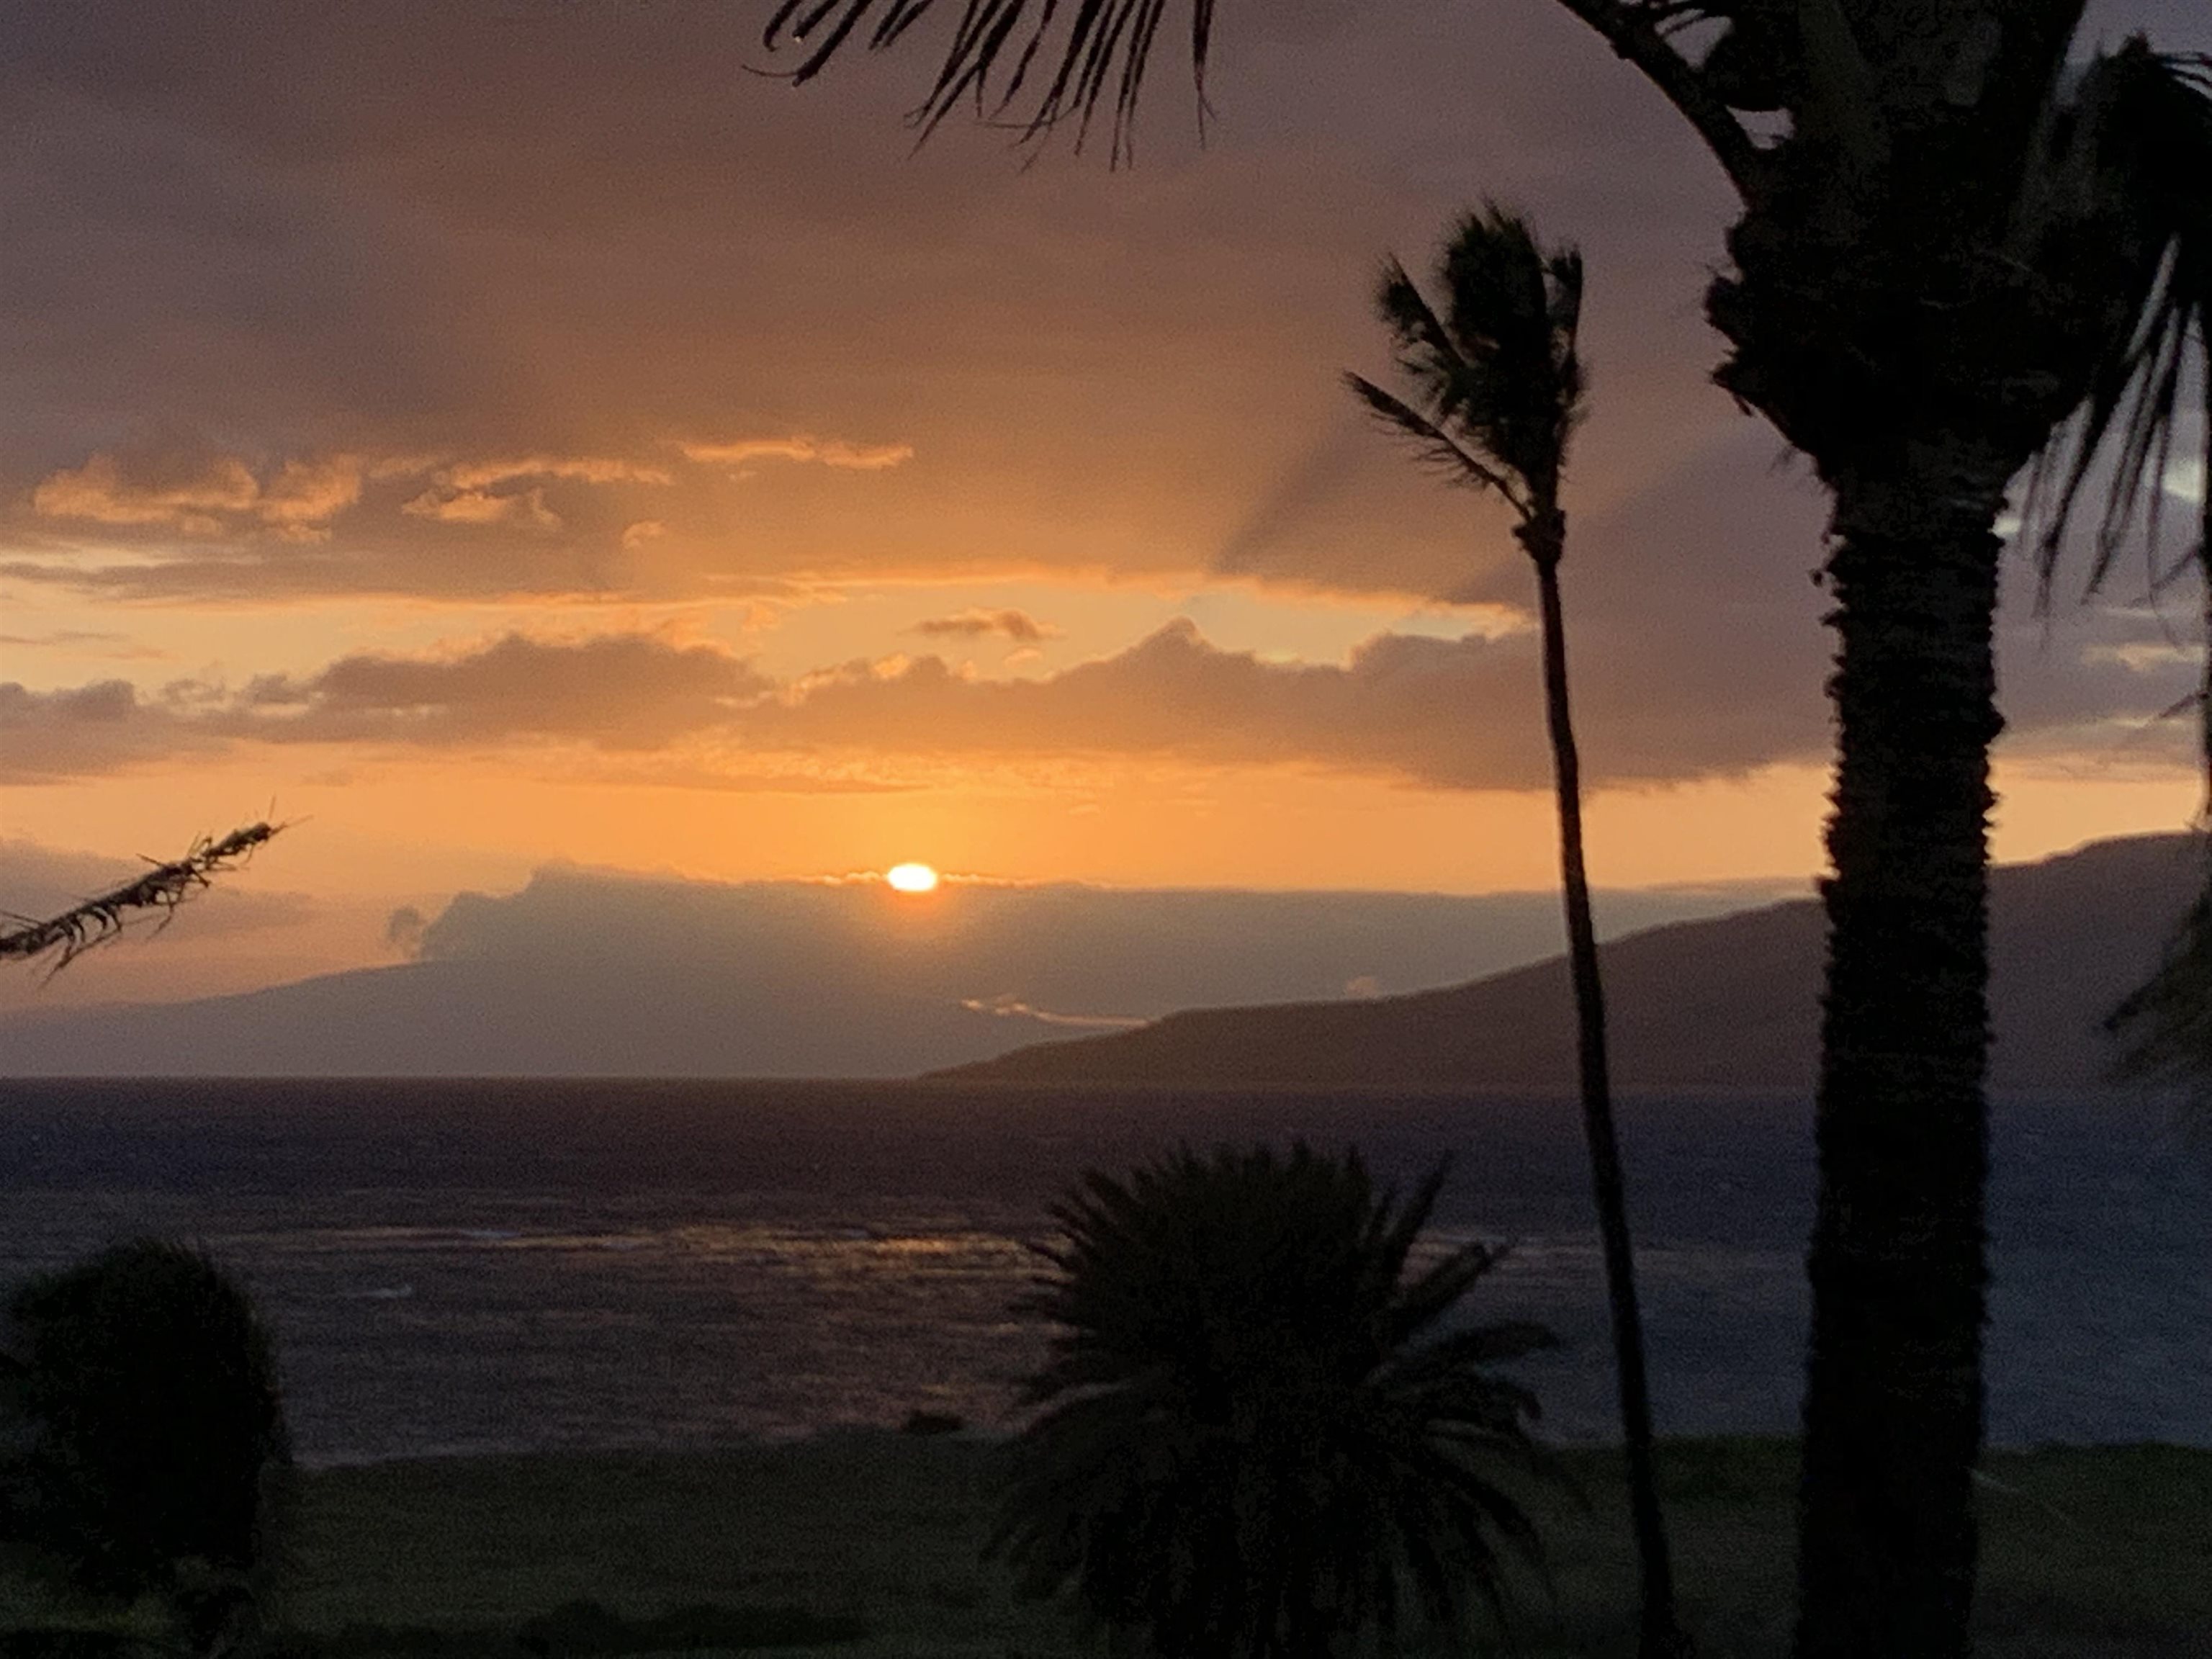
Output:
6,0,2203,624
436,456,673,490
4,0,2202,773
757,619,1560,786
9,430,921,599
12,549,2202,791
383,904,427,954
258,454,369,531
239,631,773,749
401,484,562,530
909,608,1062,642
0,0,1744,610
32,447,264,532
0,679,209,782
0,629,166,660
958,992,1148,1030
676,436,915,472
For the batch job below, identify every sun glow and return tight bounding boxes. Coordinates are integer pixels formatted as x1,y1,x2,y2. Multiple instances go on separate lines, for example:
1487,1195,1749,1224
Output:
886,861,940,894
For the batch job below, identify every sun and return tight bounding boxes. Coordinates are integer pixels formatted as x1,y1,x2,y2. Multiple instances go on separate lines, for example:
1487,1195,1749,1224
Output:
886,862,940,894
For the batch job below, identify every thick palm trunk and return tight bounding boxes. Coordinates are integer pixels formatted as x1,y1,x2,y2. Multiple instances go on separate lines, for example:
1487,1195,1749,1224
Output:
1529,541,1688,1659
1794,485,2004,1659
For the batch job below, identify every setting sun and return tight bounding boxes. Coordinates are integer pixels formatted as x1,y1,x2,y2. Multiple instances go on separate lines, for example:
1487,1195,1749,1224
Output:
885,862,940,894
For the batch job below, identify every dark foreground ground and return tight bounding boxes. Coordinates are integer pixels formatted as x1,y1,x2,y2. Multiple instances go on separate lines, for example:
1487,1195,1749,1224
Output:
9,1436,2211,1658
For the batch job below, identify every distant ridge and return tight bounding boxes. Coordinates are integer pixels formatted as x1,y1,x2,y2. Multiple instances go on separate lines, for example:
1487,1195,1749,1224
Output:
933,835,2203,1092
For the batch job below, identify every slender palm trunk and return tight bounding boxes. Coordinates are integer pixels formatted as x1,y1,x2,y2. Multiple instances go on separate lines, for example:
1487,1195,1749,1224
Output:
1528,531,1688,1659
1794,484,2004,1659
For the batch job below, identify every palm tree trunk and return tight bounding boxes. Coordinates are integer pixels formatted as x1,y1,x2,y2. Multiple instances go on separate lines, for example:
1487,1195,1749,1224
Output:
1794,487,2003,1659
1529,540,1689,1659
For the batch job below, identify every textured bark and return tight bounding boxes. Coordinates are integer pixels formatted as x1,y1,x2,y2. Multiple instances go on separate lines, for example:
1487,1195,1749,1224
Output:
1528,524,1689,1659
1794,475,2005,1659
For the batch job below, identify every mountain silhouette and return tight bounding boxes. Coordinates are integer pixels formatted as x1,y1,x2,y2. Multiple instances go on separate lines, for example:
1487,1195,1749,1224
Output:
0,835,2193,1083
0,875,1765,1078
936,835,2202,1092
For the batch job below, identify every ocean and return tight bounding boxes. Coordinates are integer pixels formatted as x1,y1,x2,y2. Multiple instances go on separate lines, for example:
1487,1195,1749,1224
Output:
0,1079,2205,1465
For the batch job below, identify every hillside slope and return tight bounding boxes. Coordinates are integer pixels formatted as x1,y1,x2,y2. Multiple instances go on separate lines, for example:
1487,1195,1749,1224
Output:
938,835,2202,1091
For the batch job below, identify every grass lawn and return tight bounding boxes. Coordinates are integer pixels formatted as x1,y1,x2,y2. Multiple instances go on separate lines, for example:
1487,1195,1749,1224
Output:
9,1436,2208,1658
238,1434,2212,1658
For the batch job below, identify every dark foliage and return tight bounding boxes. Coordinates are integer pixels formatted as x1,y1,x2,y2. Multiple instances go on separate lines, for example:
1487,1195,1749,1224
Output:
992,1143,1555,1659
0,1241,289,1608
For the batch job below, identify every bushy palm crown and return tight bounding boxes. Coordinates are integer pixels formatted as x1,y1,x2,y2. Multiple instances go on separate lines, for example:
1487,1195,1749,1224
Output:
1344,207,1584,538
1,1240,289,1602
993,1144,1555,1659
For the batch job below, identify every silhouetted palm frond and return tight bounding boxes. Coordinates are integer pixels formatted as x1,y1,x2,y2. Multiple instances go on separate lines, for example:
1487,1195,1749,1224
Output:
758,0,1218,159
0,822,284,977
2020,47,2212,1108
993,1143,1553,1658
1349,208,1586,526
2026,46,2211,598
2108,873,2212,1120
757,1,1764,183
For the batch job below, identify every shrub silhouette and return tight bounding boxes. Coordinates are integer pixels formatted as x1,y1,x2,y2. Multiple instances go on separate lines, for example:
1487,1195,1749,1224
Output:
0,1239,289,1633
993,1143,1555,1659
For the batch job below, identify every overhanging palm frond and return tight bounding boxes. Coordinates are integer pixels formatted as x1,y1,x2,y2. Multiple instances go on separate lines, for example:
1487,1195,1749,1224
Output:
2022,48,2212,1107
0,822,284,978
2108,881,2212,1113
761,1,1764,186
2026,46,2212,598
758,0,1218,158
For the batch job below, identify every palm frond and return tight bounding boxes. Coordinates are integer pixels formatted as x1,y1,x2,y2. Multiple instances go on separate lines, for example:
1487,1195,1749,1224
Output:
0,822,284,978
2107,873,2212,1120
1351,207,1586,528
2026,46,2212,600
1344,374,1529,510
995,1142,1552,1655
758,0,1216,161
2024,48,2212,1110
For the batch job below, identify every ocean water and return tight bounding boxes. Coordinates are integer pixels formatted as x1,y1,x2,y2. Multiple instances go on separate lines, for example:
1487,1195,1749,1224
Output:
0,1079,2204,1465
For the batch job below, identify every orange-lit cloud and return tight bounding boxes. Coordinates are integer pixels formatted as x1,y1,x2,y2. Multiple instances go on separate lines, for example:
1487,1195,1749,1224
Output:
13,606,2198,796
34,449,281,533
238,632,771,749
909,608,1062,642
677,436,914,472
400,485,563,530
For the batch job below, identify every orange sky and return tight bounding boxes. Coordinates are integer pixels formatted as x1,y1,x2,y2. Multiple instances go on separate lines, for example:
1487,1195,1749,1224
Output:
3,0,2207,1006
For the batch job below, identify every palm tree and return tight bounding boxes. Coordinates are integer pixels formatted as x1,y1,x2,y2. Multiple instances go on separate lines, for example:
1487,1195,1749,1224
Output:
992,1143,1555,1659
1344,207,1687,1659
760,7,2212,1653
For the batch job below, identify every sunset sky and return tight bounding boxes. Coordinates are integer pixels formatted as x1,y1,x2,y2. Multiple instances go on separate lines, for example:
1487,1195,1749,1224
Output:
4,0,2208,1007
